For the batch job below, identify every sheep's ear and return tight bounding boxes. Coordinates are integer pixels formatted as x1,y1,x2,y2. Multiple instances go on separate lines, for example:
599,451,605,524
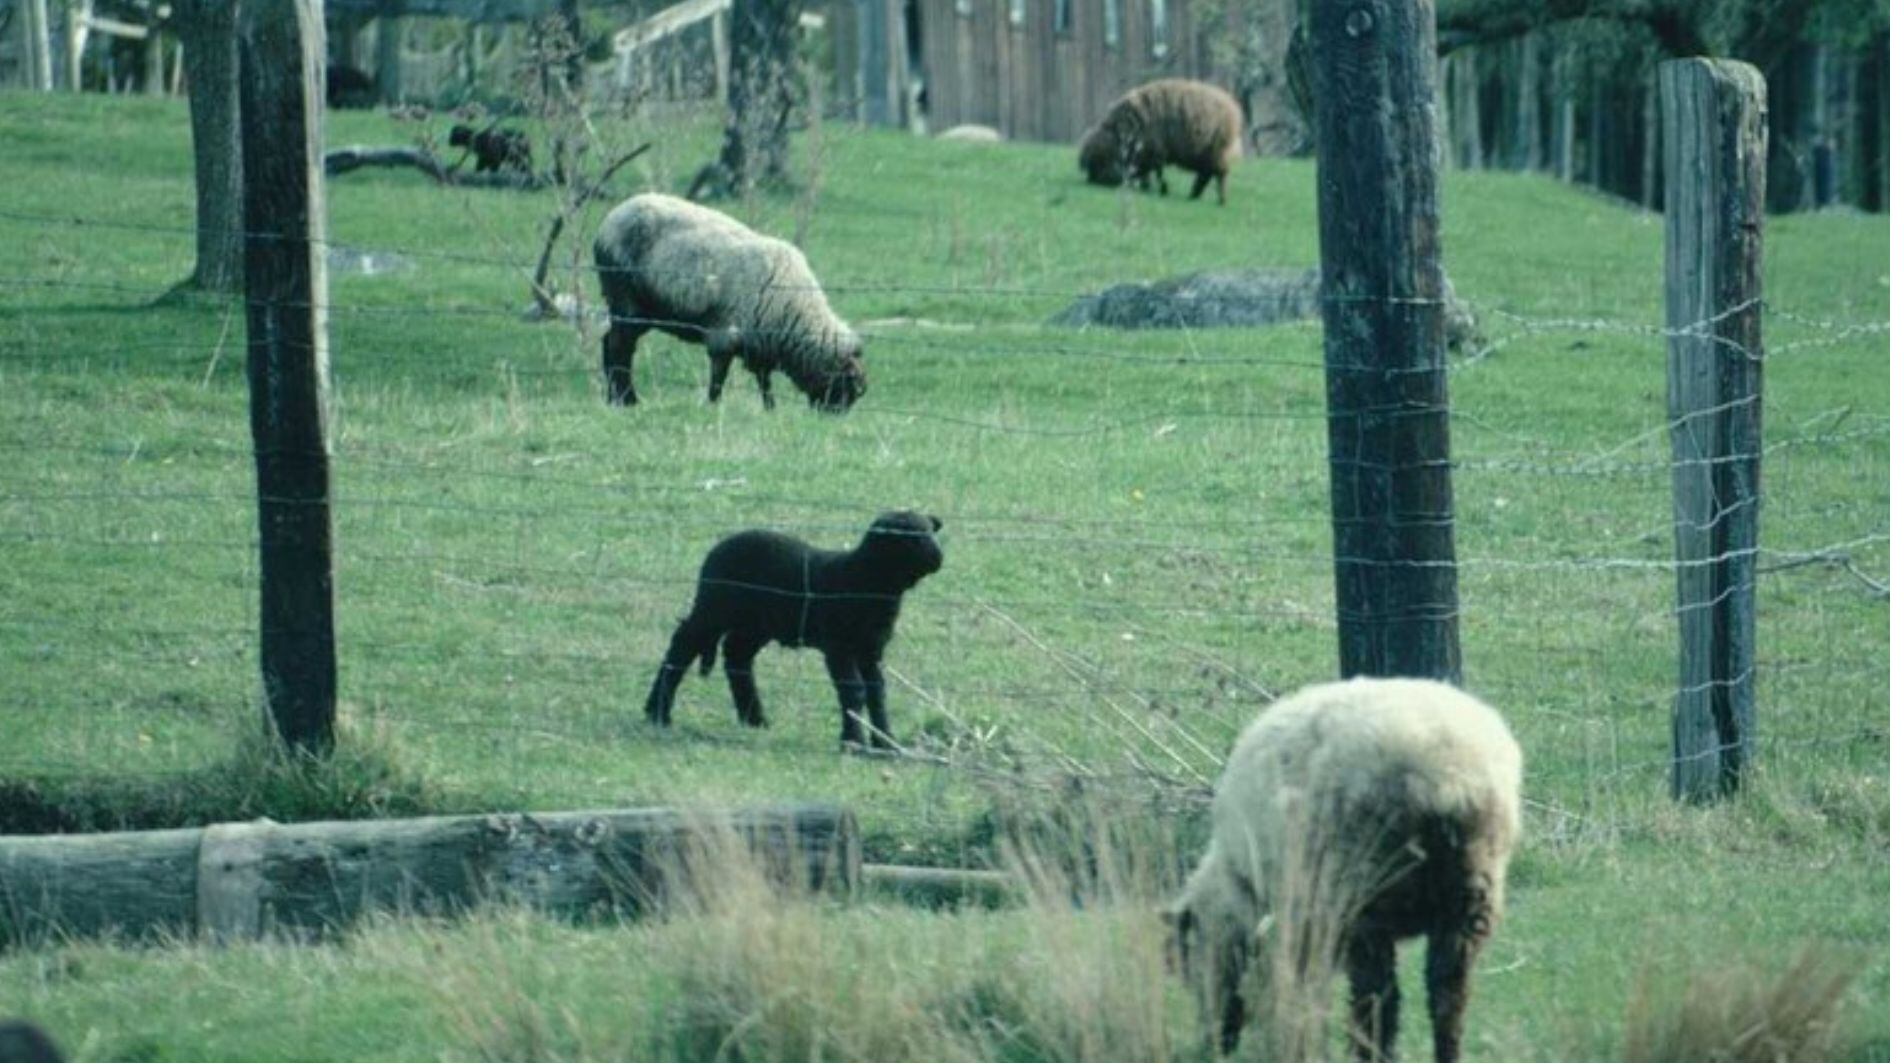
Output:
928,515,943,532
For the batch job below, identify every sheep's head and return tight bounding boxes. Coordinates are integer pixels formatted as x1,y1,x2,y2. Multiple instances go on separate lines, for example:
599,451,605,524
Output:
1078,125,1125,186
811,333,867,412
1164,882,1257,1053
857,511,944,584
447,124,475,148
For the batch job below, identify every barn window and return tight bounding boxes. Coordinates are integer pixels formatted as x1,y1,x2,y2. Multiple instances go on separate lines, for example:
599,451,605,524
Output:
1103,0,1121,47
1148,0,1169,57
1009,0,1025,26
1054,0,1071,34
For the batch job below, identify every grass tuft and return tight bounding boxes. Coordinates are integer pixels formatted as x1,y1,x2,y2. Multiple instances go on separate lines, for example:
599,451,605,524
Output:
0,716,449,834
1620,946,1864,1063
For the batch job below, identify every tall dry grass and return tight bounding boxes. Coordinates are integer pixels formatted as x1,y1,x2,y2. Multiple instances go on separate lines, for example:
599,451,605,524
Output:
1620,946,1863,1063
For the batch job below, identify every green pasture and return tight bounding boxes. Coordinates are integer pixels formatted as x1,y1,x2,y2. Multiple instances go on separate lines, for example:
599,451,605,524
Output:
0,91,1886,1060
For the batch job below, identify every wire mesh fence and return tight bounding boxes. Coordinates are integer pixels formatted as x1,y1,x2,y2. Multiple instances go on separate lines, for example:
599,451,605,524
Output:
1,198,1886,851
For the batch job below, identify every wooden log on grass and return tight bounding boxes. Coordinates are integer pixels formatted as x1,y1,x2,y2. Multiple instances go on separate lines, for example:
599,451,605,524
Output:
861,863,1018,909
0,805,859,945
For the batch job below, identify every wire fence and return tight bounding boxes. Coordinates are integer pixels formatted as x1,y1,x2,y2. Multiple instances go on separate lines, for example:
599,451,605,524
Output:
1,202,1886,849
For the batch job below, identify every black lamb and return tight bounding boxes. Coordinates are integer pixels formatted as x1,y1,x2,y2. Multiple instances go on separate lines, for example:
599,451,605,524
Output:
644,511,944,749
448,123,534,175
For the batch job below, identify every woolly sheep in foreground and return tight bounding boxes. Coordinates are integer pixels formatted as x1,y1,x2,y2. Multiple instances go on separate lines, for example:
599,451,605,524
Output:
592,193,866,410
1168,677,1522,1062
644,511,943,749
1079,78,1244,205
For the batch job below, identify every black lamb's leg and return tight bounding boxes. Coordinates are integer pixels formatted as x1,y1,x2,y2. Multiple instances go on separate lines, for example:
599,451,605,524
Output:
645,616,711,726
722,631,768,727
602,321,641,405
824,651,868,747
1348,930,1401,1062
859,657,893,750
1189,170,1212,201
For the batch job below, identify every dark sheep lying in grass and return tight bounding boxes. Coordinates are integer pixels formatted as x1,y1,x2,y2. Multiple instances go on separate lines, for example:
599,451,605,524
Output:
644,512,944,749
593,193,866,411
448,123,534,175
1079,78,1243,205
1168,677,1522,1062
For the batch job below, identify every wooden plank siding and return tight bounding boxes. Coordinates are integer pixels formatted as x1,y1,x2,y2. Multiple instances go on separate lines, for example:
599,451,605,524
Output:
839,0,1226,145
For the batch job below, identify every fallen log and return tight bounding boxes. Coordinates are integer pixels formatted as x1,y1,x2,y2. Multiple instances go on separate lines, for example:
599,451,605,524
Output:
322,144,548,189
861,863,1018,909
0,804,859,944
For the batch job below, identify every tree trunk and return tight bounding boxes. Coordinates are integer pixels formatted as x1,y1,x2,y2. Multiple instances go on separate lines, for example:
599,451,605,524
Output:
1551,40,1574,181
691,0,805,199
172,0,243,295
1513,32,1542,171
1876,34,1890,211
21,0,54,90
374,17,404,104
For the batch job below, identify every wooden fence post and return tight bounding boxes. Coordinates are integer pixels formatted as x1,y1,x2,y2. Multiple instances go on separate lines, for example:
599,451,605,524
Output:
1310,0,1462,684
1659,58,1766,802
240,0,337,754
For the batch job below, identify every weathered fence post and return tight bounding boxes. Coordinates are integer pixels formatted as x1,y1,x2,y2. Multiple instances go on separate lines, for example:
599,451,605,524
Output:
1310,0,1462,684
1659,58,1766,802
240,0,337,754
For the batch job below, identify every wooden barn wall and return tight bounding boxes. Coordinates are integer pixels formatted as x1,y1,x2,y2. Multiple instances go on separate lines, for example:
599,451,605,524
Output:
849,0,1217,145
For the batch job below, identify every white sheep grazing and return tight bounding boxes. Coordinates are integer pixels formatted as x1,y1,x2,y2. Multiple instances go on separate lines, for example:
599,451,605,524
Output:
1168,677,1522,1062
592,194,866,411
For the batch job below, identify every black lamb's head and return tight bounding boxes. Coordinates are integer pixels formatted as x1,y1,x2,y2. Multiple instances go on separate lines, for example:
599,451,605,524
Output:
858,510,944,582
447,124,475,148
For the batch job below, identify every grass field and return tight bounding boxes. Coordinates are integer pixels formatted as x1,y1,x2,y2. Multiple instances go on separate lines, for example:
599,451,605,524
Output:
1,90,1887,1060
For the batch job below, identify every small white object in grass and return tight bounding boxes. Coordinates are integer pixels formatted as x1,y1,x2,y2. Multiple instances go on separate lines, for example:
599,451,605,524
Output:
700,477,748,491
1155,422,1178,438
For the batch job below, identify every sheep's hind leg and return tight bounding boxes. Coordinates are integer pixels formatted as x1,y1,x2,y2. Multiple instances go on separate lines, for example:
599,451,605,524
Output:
602,322,642,406
755,368,776,410
722,631,768,727
1188,171,1213,201
1347,930,1401,1062
825,652,869,747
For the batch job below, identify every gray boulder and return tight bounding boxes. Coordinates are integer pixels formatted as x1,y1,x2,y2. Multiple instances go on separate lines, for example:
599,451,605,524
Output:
1051,267,1480,350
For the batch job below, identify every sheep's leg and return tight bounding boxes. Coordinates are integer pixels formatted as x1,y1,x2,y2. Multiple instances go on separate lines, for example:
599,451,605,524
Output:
706,335,739,404
644,617,712,726
859,658,892,750
755,368,776,411
1188,171,1213,201
601,322,642,406
1211,933,1251,1055
1425,920,1487,1063
1347,931,1401,1062
722,631,768,727
1215,171,1227,206
824,652,869,747
1154,166,1170,195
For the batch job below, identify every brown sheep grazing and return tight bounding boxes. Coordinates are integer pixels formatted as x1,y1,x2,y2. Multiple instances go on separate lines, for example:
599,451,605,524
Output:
1079,79,1243,205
